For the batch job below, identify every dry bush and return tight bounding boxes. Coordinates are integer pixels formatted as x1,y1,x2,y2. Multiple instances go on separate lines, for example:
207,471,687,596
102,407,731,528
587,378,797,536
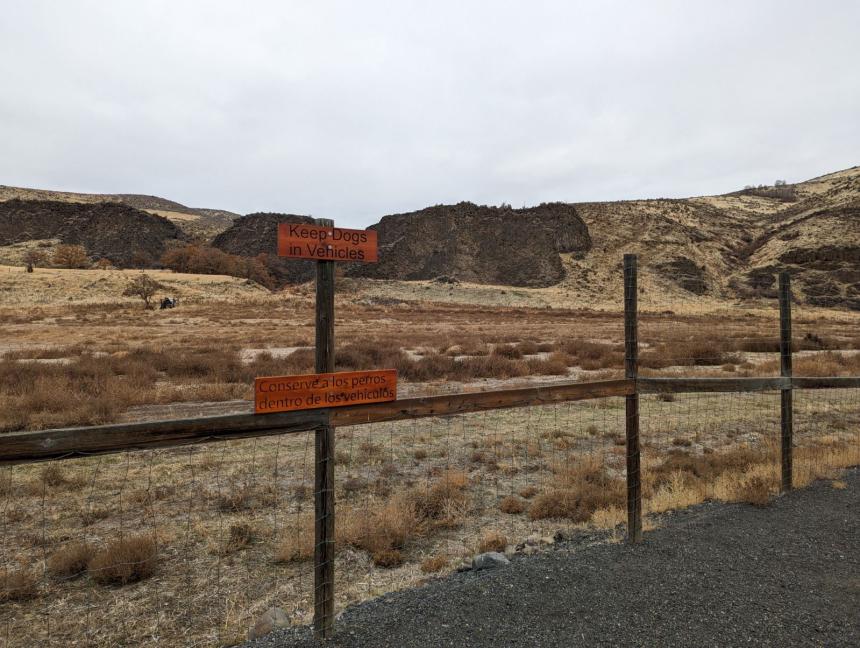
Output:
518,485,538,499
274,519,314,563
420,554,449,573
47,542,94,579
371,549,404,568
499,495,526,514
645,447,766,496
524,357,569,375
88,535,158,586
338,495,418,559
477,530,507,553
413,449,428,460
529,457,625,522
736,476,771,506
492,344,523,359
0,567,39,602
517,341,540,355
52,244,90,269
224,521,256,553
641,339,741,368
559,340,624,370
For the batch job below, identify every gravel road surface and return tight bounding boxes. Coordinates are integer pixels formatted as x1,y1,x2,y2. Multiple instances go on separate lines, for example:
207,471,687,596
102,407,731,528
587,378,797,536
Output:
248,470,859,647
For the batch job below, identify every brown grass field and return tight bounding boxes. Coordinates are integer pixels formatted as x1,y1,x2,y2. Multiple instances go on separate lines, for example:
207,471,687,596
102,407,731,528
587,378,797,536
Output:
0,265,858,646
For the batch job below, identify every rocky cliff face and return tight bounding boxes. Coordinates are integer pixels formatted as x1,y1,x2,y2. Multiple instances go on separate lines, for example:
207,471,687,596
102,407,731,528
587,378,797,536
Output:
211,202,592,288
0,199,185,267
211,212,316,284
348,202,592,287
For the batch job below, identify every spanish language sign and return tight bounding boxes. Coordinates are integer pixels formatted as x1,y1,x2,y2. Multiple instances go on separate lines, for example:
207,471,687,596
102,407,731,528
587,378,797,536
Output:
255,369,397,414
277,223,378,262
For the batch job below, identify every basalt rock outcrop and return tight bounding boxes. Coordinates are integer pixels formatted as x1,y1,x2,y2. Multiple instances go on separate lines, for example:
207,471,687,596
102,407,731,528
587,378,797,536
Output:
0,199,185,267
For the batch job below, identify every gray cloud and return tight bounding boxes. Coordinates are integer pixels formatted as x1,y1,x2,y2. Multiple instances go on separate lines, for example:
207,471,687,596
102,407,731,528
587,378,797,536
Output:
2,0,858,227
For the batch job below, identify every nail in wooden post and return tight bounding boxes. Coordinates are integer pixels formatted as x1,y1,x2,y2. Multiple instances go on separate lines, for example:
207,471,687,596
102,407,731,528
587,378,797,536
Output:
778,272,793,492
623,254,642,543
313,217,336,639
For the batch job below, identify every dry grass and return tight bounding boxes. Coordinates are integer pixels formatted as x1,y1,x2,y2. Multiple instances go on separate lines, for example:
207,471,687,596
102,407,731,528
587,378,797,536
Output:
88,535,158,586
499,495,527,514
528,457,625,522
477,530,508,553
47,542,94,579
0,567,39,602
420,554,450,573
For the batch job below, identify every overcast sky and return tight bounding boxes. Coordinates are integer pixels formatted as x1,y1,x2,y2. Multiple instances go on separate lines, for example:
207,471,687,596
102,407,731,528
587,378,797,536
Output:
1,1,858,227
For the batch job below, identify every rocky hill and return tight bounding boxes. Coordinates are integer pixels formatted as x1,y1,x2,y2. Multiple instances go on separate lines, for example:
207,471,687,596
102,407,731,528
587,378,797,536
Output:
0,185,238,238
211,212,316,284
4,165,860,308
569,166,860,308
211,203,592,288
0,199,186,267
348,202,592,287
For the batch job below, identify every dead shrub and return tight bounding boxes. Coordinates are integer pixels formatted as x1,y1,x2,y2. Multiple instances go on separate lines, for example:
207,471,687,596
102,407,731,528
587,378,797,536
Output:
413,449,428,460
499,495,526,514
524,357,569,375
528,458,624,522
420,554,449,573
645,447,766,496
0,567,39,602
275,520,314,563
493,344,523,359
518,485,538,499
88,535,157,586
47,542,94,579
478,530,507,553
517,341,539,355
737,476,771,507
371,549,404,568
225,521,255,552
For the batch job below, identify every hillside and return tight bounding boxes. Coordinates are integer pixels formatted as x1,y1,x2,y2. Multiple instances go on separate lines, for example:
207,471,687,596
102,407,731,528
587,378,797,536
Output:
0,185,238,238
570,166,860,308
3,165,859,308
0,199,186,268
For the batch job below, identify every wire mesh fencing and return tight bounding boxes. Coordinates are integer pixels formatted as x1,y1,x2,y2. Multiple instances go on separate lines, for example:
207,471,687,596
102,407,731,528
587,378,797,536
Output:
0,398,629,647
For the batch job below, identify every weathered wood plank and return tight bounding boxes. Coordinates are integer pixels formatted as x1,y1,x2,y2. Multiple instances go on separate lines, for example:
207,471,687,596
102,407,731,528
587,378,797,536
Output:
329,378,634,426
639,377,790,393
0,379,634,465
0,410,328,465
792,376,860,389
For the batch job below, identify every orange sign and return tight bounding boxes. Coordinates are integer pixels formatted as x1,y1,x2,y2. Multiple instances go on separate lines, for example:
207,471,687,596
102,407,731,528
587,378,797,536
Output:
255,369,396,414
277,223,378,262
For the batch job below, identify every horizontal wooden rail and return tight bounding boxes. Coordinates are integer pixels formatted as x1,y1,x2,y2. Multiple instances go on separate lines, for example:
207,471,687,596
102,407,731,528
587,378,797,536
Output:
638,377,790,393
0,379,633,465
2,375,858,466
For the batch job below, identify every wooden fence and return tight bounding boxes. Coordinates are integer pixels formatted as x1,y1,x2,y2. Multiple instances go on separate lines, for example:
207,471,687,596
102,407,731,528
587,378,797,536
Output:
1,255,858,640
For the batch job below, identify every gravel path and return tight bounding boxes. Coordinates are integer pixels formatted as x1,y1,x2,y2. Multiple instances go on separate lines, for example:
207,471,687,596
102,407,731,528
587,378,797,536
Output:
249,470,859,647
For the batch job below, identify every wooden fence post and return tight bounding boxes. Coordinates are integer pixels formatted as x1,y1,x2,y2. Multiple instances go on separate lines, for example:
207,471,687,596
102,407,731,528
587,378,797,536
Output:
778,272,793,492
314,217,336,639
623,254,642,543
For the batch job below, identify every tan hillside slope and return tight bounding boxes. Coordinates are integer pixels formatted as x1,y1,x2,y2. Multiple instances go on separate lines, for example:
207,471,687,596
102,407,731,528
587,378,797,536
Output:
0,185,238,238
568,166,860,308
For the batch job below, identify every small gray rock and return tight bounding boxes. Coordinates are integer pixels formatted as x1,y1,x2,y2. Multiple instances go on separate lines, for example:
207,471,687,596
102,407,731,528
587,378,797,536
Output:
248,606,290,640
472,552,510,570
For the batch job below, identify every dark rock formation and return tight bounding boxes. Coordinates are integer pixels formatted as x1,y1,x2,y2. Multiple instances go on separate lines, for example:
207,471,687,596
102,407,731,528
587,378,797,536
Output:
348,202,592,287
0,199,185,267
211,212,316,284
652,256,708,294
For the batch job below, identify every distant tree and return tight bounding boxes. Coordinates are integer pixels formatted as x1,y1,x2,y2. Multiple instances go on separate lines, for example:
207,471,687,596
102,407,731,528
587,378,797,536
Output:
94,258,114,270
22,249,46,273
122,273,165,309
774,179,787,187
53,244,90,269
